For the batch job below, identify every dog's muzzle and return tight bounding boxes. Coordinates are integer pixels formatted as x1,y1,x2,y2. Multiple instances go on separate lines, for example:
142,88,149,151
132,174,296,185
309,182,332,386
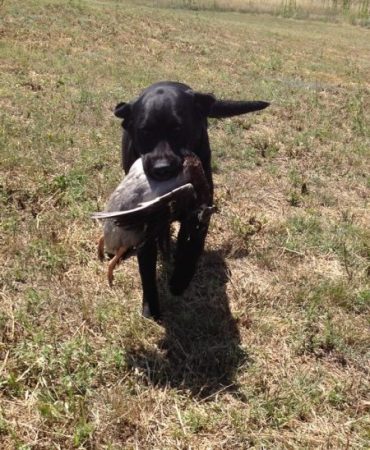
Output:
143,150,183,181
151,159,179,180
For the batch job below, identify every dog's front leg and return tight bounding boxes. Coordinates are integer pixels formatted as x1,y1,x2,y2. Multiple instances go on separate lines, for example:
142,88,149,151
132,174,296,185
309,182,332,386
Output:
137,238,160,320
170,215,209,295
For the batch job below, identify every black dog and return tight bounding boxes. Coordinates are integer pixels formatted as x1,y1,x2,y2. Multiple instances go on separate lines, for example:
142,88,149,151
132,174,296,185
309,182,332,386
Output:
114,81,269,319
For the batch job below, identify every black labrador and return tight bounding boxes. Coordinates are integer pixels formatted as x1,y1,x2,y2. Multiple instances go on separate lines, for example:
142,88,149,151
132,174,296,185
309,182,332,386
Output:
114,81,269,320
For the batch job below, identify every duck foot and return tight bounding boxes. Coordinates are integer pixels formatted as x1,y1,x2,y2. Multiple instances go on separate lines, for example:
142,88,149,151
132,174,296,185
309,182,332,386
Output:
107,246,127,287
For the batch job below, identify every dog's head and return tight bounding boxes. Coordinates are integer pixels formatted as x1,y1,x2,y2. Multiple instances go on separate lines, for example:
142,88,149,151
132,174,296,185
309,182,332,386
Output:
114,82,269,181
114,82,215,181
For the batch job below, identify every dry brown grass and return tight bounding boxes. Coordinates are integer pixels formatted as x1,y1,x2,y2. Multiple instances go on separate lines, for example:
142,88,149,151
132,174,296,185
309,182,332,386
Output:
0,0,369,448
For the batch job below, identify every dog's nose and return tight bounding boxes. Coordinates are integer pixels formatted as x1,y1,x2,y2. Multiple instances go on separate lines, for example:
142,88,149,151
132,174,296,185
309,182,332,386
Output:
152,162,176,180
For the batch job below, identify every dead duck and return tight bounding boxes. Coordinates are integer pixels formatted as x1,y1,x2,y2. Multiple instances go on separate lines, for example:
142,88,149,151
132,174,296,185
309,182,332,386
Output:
92,152,214,286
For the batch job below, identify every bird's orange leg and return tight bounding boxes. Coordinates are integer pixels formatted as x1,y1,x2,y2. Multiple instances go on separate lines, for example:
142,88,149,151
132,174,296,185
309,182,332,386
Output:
98,235,105,261
107,246,127,287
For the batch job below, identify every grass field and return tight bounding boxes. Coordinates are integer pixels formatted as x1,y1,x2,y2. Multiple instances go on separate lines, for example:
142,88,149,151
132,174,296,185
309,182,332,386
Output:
1,0,369,448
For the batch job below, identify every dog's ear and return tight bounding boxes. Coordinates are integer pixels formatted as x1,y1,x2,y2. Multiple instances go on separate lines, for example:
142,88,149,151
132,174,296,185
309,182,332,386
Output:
114,102,132,129
114,102,131,118
187,90,216,116
208,100,270,118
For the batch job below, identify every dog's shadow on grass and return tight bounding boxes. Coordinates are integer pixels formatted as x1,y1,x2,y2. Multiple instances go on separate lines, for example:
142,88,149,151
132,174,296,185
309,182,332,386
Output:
125,248,249,399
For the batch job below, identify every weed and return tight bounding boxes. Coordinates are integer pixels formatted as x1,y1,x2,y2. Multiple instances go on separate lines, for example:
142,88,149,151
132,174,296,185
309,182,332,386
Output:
288,190,302,207
73,421,94,447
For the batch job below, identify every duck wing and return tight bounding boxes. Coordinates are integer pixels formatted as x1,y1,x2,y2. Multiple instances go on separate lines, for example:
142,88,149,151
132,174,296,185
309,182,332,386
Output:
91,183,196,227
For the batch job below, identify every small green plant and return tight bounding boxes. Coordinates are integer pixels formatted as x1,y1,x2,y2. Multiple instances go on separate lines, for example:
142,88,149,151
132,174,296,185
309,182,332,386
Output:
73,421,94,447
327,384,347,409
184,408,209,433
0,415,8,435
48,171,87,204
288,190,301,207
